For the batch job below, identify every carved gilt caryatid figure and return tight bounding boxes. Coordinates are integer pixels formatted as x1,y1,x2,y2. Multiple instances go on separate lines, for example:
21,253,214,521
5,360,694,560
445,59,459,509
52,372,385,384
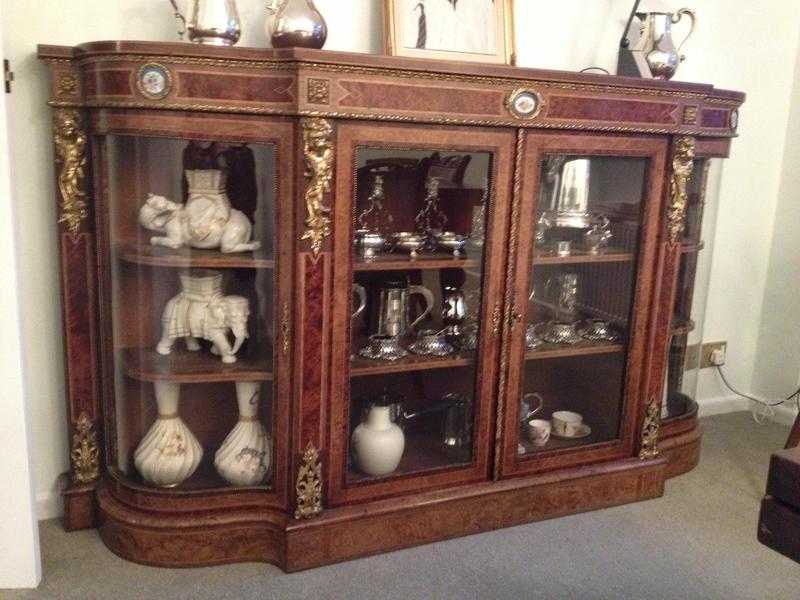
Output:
53,109,89,239
301,118,334,258
667,136,696,245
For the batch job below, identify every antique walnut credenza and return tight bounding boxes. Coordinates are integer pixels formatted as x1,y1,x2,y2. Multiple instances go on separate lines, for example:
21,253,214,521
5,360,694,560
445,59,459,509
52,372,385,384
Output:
38,41,743,571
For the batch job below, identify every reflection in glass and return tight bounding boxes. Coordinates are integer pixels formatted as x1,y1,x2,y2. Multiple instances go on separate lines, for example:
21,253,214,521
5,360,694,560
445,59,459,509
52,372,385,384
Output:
347,147,492,481
665,159,719,418
106,136,276,490
519,156,648,456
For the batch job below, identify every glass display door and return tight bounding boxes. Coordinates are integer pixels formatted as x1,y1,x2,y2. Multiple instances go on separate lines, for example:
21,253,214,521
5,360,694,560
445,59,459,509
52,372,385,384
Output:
499,133,669,477
328,123,515,505
96,117,293,505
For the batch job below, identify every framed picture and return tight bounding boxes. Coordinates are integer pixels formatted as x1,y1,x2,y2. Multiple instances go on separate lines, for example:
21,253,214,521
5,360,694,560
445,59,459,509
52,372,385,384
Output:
383,0,516,65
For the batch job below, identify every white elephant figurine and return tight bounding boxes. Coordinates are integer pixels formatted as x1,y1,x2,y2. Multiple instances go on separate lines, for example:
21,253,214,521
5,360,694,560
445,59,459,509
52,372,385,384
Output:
156,271,250,364
138,169,261,254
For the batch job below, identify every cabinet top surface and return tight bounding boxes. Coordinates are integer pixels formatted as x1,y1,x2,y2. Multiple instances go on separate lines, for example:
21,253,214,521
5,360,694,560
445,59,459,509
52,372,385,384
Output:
38,42,744,137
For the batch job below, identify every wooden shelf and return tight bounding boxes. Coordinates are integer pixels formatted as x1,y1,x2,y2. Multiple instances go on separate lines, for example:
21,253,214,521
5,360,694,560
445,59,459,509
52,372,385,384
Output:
525,340,625,361
118,244,275,269
347,431,470,485
350,351,475,377
518,429,606,454
532,247,634,265
115,461,272,493
121,347,273,383
353,252,480,272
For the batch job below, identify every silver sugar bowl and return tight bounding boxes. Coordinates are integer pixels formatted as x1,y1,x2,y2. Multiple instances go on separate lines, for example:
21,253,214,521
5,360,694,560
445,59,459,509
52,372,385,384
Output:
393,232,426,259
435,231,468,257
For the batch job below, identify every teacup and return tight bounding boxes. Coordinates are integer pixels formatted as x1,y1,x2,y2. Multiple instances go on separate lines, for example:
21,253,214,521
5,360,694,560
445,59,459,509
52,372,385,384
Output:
552,411,583,437
526,419,552,446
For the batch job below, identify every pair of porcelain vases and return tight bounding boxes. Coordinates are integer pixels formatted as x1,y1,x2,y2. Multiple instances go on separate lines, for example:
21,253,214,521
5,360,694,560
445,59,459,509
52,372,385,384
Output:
134,380,271,487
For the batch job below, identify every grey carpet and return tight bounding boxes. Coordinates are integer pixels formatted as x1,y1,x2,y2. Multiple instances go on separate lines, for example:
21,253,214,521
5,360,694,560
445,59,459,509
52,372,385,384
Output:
5,412,800,600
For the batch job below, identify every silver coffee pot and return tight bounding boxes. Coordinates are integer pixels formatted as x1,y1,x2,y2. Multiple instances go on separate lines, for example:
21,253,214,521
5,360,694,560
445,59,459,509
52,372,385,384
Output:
266,0,328,49
169,0,241,46
376,280,435,338
623,9,696,80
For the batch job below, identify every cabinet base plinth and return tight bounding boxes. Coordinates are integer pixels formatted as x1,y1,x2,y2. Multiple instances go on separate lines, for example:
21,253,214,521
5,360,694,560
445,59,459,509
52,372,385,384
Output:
63,478,97,531
93,456,669,571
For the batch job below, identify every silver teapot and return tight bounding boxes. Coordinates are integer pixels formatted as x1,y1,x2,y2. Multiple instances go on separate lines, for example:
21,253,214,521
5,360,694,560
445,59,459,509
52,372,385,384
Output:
169,0,241,46
266,0,328,49
626,9,696,80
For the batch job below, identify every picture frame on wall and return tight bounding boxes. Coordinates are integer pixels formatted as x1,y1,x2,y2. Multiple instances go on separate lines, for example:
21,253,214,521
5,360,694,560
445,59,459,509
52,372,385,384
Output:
383,0,516,65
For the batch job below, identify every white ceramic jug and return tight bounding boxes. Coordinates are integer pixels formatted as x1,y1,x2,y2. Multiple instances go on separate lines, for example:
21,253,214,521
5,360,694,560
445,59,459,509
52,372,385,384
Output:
351,405,405,477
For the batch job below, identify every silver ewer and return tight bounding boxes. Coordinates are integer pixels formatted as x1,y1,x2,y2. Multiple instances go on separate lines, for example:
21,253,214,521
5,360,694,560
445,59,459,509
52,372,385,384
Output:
169,0,241,46
266,0,328,49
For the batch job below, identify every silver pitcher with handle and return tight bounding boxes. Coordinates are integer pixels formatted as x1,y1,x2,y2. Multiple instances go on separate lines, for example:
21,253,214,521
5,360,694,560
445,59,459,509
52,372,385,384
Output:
265,0,328,49
376,280,435,338
626,9,696,80
169,0,241,46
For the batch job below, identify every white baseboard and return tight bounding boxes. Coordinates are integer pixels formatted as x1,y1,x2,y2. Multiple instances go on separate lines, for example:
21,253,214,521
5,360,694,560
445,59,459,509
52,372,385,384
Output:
771,403,799,427
698,394,798,427
36,491,62,521
697,395,751,417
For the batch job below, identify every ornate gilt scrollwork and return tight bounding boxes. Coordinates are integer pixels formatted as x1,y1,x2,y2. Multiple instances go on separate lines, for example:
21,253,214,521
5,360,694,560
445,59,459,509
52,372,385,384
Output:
294,442,323,519
667,136,696,246
70,413,100,484
638,398,661,460
282,302,291,356
301,117,334,258
53,108,88,240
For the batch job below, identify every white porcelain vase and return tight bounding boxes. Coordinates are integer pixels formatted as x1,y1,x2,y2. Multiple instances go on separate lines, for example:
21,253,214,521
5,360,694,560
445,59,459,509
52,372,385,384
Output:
351,405,405,477
134,381,203,487
214,382,271,486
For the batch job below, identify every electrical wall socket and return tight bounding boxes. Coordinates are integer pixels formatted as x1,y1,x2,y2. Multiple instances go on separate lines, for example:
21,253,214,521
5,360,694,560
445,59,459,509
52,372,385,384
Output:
700,341,727,369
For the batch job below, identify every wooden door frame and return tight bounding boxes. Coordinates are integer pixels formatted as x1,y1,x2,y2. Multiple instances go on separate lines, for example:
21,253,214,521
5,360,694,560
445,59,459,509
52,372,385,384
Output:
91,111,297,511
498,131,670,478
327,120,516,506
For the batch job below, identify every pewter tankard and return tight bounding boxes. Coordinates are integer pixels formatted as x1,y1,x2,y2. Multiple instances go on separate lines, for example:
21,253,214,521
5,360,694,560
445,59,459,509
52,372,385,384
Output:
633,9,696,80
169,0,241,46
376,280,435,338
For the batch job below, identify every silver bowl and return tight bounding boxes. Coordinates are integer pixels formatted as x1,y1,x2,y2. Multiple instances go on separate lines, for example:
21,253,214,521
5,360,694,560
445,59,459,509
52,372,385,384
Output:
358,335,408,361
525,325,544,349
435,232,468,257
408,329,454,357
577,319,620,342
393,232,426,259
534,321,581,345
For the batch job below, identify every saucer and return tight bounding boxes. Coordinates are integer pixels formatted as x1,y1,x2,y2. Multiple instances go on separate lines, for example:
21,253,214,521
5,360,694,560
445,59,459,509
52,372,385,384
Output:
551,423,592,439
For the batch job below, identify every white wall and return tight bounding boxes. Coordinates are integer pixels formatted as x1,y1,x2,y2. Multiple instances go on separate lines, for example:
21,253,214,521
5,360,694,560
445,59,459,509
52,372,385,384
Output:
3,0,799,520
751,34,800,406
0,0,42,587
